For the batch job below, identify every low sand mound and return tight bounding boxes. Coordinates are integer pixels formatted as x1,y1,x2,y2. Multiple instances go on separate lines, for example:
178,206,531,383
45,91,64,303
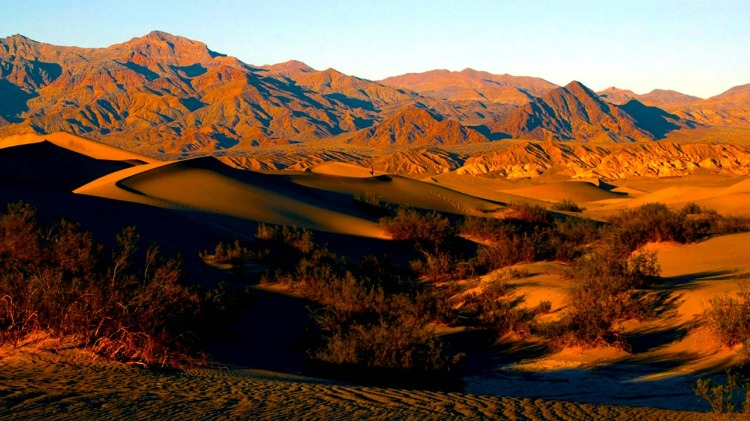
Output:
592,176,750,215
290,172,504,215
502,180,627,203
309,161,379,178
0,132,158,163
0,344,707,420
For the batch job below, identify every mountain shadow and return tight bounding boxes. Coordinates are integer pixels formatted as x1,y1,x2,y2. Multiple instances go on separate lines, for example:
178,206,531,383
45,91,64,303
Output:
0,80,36,122
619,100,681,139
469,124,512,141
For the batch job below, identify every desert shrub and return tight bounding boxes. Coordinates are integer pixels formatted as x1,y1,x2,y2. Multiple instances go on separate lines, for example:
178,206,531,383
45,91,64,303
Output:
551,198,584,213
471,232,535,273
604,202,750,255
0,201,234,368
694,371,750,415
541,249,661,348
307,271,459,380
508,202,550,224
241,223,326,274
544,217,601,261
706,283,750,348
537,300,553,314
460,216,516,241
202,239,251,266
458,279,530,335
605,202,685,254
410,252,456,283
380,207,455,252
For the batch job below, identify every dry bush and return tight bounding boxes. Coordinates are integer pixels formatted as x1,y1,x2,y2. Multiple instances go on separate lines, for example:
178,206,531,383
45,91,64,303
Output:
544,217,601,262
380,207,454,250
508,202,550,224
0,201,232,368
458,278,530,335
471,232,535,273
540,249,661,348
605,202,750,255
307,271,458,377
551,199,584,213
706,282,750,348
694,371,750,416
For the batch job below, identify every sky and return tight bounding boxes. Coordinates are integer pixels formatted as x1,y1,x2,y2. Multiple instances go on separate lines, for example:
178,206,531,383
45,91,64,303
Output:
1,0,748,98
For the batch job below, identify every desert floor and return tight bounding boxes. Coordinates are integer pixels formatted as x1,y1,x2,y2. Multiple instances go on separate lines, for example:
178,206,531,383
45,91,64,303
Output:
2,133,749,418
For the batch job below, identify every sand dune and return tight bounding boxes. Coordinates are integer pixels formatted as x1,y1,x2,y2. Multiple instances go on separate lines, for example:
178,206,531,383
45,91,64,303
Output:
0,132,158,163
109,158,388,238
76,156,506,238
310,161,380,177
457,233,750,412
501,180,626,203
590,175,750,216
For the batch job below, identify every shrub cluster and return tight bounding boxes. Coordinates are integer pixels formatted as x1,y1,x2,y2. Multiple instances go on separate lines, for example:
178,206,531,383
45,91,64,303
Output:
540,249,661,348
217,222,459,384
606,202,750,255
0,202,231,368
706,282,750,348
380,207,455,251
694,371,750,415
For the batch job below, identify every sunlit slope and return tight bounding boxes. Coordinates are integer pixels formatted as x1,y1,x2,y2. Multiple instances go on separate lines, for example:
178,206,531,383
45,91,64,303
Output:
301,162,504,215
76,157,506,238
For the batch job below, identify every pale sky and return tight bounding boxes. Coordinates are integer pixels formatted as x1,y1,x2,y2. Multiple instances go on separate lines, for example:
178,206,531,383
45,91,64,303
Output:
1,0,747,98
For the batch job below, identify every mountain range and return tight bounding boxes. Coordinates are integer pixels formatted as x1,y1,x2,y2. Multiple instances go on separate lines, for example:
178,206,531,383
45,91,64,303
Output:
1,31,749,175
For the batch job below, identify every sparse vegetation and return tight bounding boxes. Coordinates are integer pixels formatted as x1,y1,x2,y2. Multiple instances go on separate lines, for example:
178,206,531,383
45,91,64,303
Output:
541,249,661,348
200,201,750,383
0,201,237,368
694,371,750,416
706,282,750,348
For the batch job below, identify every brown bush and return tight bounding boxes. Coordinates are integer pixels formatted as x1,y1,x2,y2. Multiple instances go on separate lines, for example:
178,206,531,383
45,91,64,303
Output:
706,282,750,348
380,207,454,250
0,202,226,368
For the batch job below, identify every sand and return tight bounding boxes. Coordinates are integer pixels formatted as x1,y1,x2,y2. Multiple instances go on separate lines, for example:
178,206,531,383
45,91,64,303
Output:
3,133,750,418
0,341,709,420
0,132,158,163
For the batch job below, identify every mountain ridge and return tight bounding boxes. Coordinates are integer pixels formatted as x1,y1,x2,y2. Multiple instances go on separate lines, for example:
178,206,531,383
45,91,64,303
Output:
0,31,748,169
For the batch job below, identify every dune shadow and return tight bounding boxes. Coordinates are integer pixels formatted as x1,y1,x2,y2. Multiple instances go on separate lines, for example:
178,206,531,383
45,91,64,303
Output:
657,270,738,291
624,323,690,355
594,179,628,195
204,286,317,374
